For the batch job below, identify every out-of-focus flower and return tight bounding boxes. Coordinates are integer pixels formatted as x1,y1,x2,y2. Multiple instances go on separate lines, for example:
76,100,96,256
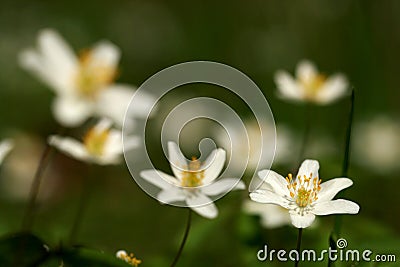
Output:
353,116,400,174
250,159,359,228
0,139,13,165
49,118,138,165
116,250,141,267
274,60,348,104
243,197,291,228
141,142,245,219
244,179,291,228
19,29,154,127
1,134,58,201
217,121,294,175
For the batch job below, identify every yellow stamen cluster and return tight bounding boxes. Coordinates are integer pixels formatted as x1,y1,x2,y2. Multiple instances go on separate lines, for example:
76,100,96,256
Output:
83,127,110,156
116,250,142,267
300,73,326,99
286,173,322,208
180,156,205,187
75,50,117,98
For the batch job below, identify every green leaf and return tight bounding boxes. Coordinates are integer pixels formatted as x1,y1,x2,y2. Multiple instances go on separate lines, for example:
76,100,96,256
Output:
61,248,134,267
0,232,48,267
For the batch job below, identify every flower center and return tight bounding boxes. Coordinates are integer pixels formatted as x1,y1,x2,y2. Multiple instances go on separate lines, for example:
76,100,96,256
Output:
180,156,205,187
75,50,117,99
300,74,326,99
83,127,110,156
286,173,321,208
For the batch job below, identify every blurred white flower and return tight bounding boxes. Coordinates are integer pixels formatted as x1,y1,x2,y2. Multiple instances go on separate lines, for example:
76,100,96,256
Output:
141,141,245,219
116,250,141,267
244,201,291,228
243,176,291,229
216,120,296,175
275,60,348,104
19,29,154,127
353,116,400,174
0,139,13,165
250,159,359,228
49,118,138,165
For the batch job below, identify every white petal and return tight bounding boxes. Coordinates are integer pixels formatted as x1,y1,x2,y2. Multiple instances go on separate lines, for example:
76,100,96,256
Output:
317,178,353,202
93,154,121,165
140,169,178,190
0,139,14,164
18,50,61,92
186,194,218,219
316,74,348,104
19,29,78,94
94,118,113,132
126,86,157,118
313,199,360,215
274,70,302,100
89,41,120,70
157,189,186,204
201,178,244,196
102,129,123,157
190,203,218,219
248,175,275,192
168,141,187,180
48,135,90,162
96,84,134,127
290,212,316,228
258,169,289,197
296,159,319,178
296,60,317,82
249,190,289,208
202,148,226,184
38,29,77,84
123,135,141,152
52,96,94,127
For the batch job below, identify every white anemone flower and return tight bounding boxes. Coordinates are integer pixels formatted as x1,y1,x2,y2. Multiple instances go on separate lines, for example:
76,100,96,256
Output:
274,60,348,104
0,139,13,165
250,159,359,228
19,29,154,127
49,118,138,165
140,142,245,219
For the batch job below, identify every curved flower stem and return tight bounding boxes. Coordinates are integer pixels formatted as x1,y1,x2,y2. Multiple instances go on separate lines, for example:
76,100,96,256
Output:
21,141,55,231
170,208,192,267
294,228,303,267
328,90,355,267
68,165,94,245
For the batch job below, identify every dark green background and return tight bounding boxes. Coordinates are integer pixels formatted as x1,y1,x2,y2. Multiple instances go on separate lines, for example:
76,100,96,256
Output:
0,0,399,266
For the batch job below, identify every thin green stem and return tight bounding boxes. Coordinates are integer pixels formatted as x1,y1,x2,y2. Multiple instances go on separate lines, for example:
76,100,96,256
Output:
21,142,55,231
21,127,66,231
328,89,355,267
170,209,192,267
68,165,94,245
335,89,355,235
294,228,303,267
